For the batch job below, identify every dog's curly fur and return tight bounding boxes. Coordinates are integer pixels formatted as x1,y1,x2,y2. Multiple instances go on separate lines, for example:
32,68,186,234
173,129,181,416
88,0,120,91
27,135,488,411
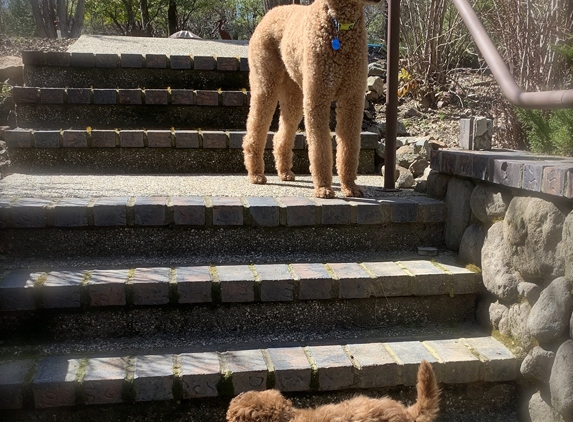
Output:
226,360,440,422
243,0,381,198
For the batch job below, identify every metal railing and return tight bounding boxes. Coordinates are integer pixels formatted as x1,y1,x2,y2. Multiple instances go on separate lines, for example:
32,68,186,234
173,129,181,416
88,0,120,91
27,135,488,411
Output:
383,0,573,190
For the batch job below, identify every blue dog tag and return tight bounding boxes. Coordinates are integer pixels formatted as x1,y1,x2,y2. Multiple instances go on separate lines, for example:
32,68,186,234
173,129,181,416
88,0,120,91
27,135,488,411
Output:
331,37,340,50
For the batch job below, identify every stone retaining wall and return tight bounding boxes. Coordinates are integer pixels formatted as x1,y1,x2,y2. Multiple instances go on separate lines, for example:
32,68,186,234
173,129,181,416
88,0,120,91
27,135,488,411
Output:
429,149,573,422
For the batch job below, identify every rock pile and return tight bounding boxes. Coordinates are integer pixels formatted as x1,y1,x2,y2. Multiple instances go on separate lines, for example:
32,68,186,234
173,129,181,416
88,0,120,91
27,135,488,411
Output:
430,176,573,422
363,60,447,191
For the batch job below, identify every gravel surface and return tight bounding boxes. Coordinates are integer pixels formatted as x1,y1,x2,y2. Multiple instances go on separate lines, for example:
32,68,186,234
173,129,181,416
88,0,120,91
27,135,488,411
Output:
0,173,422,199
67,35,249,58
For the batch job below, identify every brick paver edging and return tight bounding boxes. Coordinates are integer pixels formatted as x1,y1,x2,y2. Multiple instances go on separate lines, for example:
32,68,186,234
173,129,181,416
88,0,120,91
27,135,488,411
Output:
0,258,477,311
0,195,445,229
431,149,573,199
3,129,378,151
22,51,249,71
12,87,248,107
0,336,518,409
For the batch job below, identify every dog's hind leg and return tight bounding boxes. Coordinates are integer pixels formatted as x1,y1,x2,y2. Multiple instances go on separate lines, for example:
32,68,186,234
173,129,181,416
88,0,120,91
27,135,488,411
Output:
243,53,284,184
274,77,303,181
335,94,364,197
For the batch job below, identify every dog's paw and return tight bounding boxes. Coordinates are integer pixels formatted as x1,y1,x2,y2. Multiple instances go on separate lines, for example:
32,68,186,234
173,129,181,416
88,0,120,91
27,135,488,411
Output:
315,187,336,198
249,174,267,184
342,184,364,198
279,171,296,181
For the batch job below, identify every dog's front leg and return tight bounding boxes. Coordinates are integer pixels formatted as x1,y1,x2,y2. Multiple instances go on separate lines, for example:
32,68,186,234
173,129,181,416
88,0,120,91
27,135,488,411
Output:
304,95,335,198
335,94,364,198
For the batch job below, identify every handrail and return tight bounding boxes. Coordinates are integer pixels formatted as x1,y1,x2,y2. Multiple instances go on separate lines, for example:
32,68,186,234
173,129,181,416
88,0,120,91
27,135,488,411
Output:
452,0,573,110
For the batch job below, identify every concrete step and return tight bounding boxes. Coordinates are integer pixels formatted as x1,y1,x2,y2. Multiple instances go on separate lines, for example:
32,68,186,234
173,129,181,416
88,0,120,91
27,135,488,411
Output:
0,256,480,340
22,48,249,90
0,336,519,420
0,186,446,260
12,87,249,130
3,129,378,174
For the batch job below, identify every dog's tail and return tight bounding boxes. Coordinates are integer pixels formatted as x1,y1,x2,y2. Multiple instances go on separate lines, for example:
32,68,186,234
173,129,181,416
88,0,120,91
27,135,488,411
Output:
406,360,440,422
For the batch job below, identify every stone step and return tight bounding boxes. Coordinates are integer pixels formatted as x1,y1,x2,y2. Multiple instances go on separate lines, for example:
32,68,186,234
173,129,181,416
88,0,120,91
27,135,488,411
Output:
3,129,378,174
12,87,249,130
22,49,249,90
0,256,480,340
0,189,446,261
0,336,519,419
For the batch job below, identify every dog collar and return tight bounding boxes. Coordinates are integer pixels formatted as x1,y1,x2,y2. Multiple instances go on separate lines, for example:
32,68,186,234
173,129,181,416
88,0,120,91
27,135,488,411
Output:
330,15,355,51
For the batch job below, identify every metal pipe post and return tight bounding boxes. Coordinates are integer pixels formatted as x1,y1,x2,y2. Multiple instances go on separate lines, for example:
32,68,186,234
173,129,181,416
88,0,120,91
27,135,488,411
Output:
384,0,400,189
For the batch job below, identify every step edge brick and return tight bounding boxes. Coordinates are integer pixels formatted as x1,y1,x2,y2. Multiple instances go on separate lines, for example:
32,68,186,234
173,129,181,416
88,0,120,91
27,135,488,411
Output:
385,341,440,386
33,356,82,408
34,130,61,148
307,345,354,391
5,129,33,148
95,53,119,68
180,352,221,398
172,196,205,225
121,53,144,68
41,270,84,309
362,261,414,297
462,337,519,382
133,197,168,226
218,265,255,303
257,263,295,302
62,130,88,148
93,197,128,226
11,198,51,228
0,270,39,311
212,196,243,226
217,57,239,71
145,54,167,69
423,339,481,384
346,343,401,388
291,263,333,300
133,354,174,402
70,52,95,67
170,55,192,69
87,269,129,307
224,349,267,395
83,357,127,405
267,347,312,392
193,56,215,70
0,359,36,409
176,266,212,304
328,262,371,299
245,197,280,227
22,50,45,66
131,267,170,305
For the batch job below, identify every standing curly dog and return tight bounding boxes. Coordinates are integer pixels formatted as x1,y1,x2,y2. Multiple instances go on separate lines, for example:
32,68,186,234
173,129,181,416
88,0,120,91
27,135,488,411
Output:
243,0,381,198
226,360,440,422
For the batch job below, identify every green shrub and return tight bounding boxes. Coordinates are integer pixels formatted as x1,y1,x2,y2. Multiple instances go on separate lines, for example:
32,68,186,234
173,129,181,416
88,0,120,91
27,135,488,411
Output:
517,108,573,157
0,0,36,37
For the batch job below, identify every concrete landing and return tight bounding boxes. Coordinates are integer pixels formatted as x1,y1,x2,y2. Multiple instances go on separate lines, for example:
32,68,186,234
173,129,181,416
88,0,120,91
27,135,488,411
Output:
67,35,249,58
0,174,408,199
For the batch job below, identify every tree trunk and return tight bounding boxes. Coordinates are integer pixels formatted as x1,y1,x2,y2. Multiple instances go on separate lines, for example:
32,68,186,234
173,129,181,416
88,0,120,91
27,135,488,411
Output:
70,0,85,38
139,0,152,35
57,0,68,38
29,0,49,37
42,0,57,38
121,0,137,33
168,0,177,35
